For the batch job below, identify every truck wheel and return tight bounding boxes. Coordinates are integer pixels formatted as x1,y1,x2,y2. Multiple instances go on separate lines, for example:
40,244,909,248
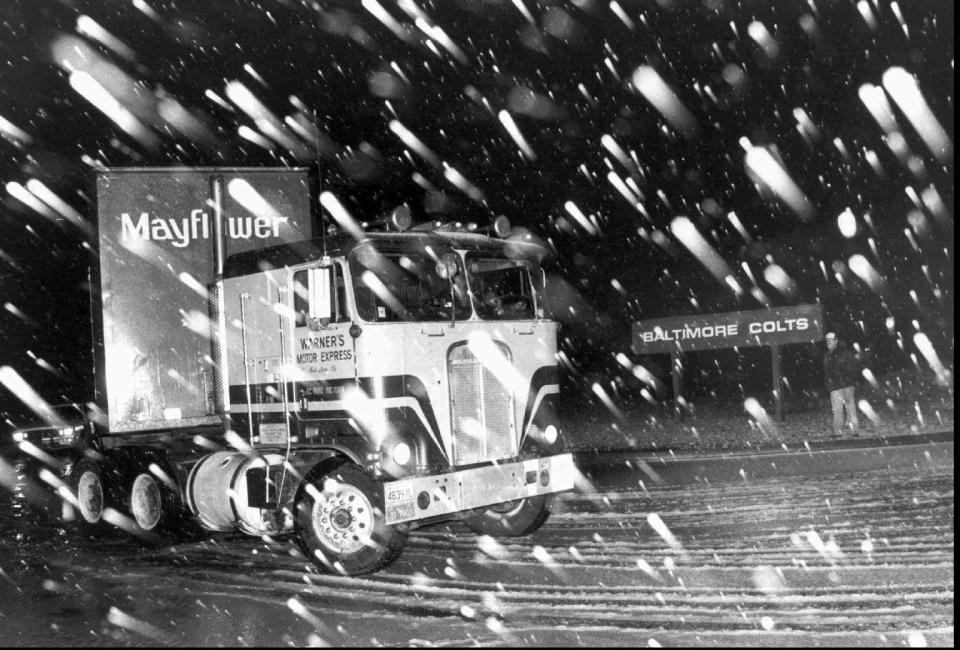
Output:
464,495,551,537
69,459,110,535
294,464,407,575
123,467,196,542
128,473,164,532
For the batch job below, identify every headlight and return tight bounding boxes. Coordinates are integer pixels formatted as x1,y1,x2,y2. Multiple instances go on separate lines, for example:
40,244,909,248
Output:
543,425,558,445
12,431,26,443
391,442,412,465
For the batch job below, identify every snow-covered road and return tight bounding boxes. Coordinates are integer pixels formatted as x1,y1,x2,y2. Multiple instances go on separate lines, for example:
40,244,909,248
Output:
0,440,953,646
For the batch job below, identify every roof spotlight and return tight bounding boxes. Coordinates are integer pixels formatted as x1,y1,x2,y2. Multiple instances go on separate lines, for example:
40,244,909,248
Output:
493,215,511,238
389,204,413,231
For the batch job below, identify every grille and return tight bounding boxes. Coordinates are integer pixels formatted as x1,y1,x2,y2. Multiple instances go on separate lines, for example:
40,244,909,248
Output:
448,342,516,465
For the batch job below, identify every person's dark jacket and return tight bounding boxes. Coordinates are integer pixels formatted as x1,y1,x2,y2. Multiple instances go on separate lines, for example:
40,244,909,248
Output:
824,343,861,391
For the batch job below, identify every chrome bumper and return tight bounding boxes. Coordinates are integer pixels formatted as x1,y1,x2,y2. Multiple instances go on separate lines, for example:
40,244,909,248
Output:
383,453,575,525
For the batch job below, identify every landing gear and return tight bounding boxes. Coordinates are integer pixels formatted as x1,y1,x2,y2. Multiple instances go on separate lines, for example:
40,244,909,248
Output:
464,495,552,536
294,464,407,575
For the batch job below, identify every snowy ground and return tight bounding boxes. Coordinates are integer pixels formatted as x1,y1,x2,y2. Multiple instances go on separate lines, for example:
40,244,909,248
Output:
0,436,952,647
559,369,955,453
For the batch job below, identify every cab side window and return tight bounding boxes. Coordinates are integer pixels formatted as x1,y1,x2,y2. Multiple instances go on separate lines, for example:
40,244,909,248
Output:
293,265,348,326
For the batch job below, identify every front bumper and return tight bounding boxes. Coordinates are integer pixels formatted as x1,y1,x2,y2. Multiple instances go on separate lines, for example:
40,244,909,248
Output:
383,453,575,525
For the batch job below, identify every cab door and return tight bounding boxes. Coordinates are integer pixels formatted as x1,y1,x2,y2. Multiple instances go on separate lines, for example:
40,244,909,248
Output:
290,263,356,434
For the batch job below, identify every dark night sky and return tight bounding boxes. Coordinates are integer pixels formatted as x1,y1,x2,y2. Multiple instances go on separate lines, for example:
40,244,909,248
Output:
0,0,954,415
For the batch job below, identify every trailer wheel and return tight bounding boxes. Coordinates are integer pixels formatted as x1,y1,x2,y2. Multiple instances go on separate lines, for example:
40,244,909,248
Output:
294,464,407,575
464,495,551,537
128,473,164,531
71,459,107,531
122,465,198,543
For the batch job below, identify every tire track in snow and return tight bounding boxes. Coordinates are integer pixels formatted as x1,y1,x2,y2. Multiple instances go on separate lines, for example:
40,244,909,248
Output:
35,457,953,644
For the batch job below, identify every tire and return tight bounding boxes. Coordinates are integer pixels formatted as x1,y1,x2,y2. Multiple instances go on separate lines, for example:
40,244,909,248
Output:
68,458,111,536
121,461,199,544
464,494,551,537
125,472,169,533
294,464,407,575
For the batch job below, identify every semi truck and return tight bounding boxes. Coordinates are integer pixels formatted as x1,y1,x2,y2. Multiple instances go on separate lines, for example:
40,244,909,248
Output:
60,167,574,575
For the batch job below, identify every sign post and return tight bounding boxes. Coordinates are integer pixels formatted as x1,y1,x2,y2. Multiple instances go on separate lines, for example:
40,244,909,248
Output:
671,351,682,421
771,343,782,422
631,304,824,422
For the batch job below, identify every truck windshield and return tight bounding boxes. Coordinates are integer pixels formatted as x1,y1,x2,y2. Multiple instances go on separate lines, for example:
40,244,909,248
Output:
350,246,472,322
466,254,536,320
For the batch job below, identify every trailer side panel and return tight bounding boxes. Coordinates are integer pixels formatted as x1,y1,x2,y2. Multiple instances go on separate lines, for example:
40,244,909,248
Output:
95,167,313,433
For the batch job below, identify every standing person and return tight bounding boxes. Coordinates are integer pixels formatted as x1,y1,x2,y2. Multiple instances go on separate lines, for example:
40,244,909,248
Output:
823,332,860,436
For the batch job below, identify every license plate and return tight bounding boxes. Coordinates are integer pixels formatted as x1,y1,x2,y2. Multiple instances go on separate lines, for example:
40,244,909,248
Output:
387,502,415,523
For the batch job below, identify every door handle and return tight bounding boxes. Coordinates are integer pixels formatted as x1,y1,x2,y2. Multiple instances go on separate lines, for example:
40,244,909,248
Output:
419,327,446,337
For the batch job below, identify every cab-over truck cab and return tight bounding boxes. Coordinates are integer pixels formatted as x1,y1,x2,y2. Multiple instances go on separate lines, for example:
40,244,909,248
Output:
206,227,573,573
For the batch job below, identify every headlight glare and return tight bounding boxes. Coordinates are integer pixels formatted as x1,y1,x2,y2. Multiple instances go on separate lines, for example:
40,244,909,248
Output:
543,425,558,445
391,442,412,465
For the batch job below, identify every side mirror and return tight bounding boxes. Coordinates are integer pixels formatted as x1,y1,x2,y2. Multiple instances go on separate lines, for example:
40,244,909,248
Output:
308,266,332,323
536,268,547,318
435,253,460,326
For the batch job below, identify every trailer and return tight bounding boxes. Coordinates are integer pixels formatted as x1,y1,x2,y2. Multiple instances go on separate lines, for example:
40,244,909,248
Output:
66,167,574,575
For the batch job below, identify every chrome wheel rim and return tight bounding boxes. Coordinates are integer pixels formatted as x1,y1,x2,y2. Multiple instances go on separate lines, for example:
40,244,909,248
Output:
312,480,374,555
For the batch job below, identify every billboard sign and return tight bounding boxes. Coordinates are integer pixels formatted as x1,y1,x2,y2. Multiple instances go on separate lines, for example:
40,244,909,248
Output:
632,304,825,354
